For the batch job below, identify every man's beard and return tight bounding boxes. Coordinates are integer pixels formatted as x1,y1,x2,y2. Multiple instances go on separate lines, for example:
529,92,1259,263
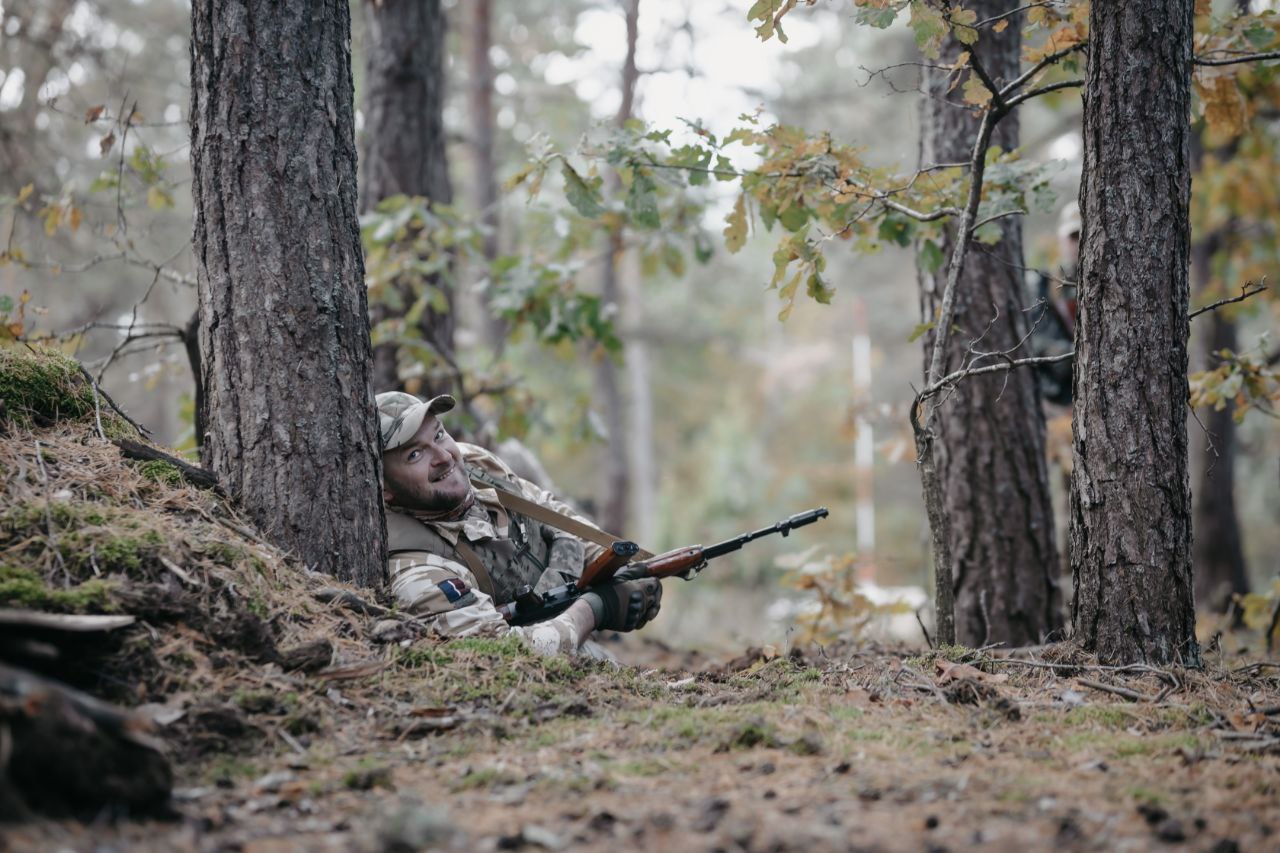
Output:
388,480,475,520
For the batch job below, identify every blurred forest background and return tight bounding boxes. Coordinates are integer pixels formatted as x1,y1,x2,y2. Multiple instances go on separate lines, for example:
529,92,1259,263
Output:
2,0,1276,650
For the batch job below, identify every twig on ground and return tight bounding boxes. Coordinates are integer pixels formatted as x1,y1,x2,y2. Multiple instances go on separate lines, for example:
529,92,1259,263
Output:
114,438,221,494
1078,678,1150,702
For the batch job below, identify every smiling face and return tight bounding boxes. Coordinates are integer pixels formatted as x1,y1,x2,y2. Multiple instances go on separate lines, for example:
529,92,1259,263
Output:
382,415,471,513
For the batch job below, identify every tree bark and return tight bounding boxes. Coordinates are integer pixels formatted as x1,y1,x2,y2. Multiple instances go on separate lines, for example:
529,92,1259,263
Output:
360,0,454,395
1190,239,1249,613
919,2,1061,646
190,0,385,587
467,0,507,349
1070,0,1200,665
593,0,641,535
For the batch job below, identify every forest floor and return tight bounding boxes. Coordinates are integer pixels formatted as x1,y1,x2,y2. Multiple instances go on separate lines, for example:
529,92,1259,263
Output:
3,349,1280,852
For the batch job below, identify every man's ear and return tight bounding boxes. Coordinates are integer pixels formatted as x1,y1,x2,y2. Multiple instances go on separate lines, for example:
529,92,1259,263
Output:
383,487,394,505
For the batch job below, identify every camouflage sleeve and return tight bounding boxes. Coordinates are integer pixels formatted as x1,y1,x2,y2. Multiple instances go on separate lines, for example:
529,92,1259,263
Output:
388,551,595,655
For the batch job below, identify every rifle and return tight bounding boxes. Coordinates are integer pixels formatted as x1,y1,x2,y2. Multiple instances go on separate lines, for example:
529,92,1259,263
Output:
498,507,829,626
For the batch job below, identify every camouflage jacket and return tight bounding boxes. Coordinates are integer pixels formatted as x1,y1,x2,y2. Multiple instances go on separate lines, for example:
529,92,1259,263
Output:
386,443,605,655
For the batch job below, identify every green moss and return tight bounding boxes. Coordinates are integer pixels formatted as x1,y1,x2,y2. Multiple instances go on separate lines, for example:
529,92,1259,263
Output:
138,459,183,486
0,346,129,435
1063,705,1134,729
451,635,528,659
0,565,115,611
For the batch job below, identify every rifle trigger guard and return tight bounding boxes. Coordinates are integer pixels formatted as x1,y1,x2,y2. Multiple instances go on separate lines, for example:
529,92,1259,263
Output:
677,559,708,581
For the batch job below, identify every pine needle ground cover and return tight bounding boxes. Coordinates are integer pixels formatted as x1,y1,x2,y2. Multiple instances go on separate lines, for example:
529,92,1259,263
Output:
2,348,1278,851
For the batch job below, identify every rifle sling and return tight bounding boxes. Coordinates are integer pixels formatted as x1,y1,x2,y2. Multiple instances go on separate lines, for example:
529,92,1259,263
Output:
452,540,497,600
468,475,653,560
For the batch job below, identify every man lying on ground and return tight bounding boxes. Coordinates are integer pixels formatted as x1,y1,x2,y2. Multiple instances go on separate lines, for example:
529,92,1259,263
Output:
377,391,661,656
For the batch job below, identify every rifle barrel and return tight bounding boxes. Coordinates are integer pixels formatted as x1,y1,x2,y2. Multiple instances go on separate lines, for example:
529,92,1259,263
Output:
701,507,828,560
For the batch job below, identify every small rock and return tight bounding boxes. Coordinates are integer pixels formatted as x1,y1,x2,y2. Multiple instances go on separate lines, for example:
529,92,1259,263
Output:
1209,840,1240,853
588,811,617,834
253,771,297,794
373,797,455,852
925,815,939,830
1138,803,1169,826
497,825,563,850
1156,819,1186,843
691,797,730,832
371,620,413,645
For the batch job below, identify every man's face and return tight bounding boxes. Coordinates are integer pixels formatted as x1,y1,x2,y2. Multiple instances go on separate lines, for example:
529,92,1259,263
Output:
382,415,470,512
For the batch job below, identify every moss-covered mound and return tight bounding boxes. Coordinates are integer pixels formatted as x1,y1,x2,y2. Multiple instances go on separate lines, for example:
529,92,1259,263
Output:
0,346,128,435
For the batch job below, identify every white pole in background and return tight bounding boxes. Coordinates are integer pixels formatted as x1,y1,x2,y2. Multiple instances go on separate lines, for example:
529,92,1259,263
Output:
851,298,875,580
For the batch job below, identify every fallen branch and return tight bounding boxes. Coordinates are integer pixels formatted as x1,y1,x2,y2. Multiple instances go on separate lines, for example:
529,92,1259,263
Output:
113,438,223,494
1077,678,1150,702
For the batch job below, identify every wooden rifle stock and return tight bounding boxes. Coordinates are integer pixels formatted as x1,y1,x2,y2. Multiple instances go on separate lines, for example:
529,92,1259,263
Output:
499,507,828,626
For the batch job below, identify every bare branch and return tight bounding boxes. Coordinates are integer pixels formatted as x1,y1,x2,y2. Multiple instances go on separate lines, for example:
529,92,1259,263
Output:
966,49,1008,112
1194,49,1280,67
1188,280,1267,319
1000,43,1087,99
971,208,1025,231
1004,78,1084,111
972,3,1057,30
919,352,1075,405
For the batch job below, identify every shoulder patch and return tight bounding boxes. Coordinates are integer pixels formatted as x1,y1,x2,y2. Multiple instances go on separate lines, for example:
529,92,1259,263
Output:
437,577,470,603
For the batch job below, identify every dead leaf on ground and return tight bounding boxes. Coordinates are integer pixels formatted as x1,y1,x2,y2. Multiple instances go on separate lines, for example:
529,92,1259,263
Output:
935,659,1008,684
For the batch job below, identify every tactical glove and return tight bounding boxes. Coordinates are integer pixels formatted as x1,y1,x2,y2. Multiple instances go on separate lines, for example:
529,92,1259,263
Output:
583,575,662,632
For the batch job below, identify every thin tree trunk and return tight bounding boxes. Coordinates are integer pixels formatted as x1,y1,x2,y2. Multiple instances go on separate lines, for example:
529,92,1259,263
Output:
622,253,656,545
593,0,640,535
360,0,454,395
467,0,506,349
1190,239,1249,613
190,0,384,587
1071,0,1200,665
919,1,1061,646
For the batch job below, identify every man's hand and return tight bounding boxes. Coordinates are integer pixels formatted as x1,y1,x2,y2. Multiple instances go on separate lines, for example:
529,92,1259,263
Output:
583,575,662,632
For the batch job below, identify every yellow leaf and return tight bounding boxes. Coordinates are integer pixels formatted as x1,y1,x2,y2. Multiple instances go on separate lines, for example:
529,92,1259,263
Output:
147,185,175,210
68,205,83,233
724,193,748,253
1194,74,1248,140
951,8,978,45
41,204,62,236
993,19,1009,33
17,184,34,204
962,73,992,106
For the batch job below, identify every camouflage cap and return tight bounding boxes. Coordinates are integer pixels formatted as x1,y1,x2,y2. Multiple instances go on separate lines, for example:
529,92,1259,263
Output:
376,391,456,452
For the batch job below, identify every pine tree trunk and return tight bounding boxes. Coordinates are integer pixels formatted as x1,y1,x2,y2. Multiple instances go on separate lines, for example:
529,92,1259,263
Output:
1071,0,1200,665
919,1,1061,646
190,0,384,587
360,0,454,394
593,0,640,535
